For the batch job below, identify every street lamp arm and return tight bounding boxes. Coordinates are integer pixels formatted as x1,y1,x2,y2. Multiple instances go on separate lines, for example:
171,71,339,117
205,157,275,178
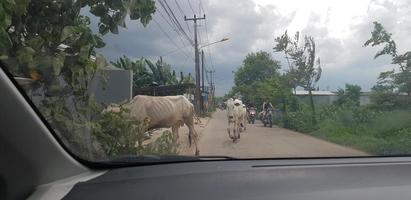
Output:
199,38,229,49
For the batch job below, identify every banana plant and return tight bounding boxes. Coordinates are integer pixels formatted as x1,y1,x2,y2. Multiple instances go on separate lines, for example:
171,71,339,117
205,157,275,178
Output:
145,57,178,85
111,56,153,88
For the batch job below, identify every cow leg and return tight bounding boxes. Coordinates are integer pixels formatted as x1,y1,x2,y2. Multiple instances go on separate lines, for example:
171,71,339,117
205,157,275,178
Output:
188,124,199,156
232,127,236,142
237,120,241,139
234,121,239,141
172,125,179,140
227,121,232,139
185,117,199,156
243,115,247,131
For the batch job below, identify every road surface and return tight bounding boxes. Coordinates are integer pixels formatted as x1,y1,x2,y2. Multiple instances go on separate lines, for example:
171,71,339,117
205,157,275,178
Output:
196,110,367,158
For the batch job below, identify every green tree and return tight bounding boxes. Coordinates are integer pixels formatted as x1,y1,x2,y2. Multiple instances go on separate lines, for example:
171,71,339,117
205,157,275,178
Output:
234,51,280,86
0,0,156,159
232,51,282,107
179,71,194,84
145,57,178,85
274,31,322,124
364,21,411,96
111,56,153,88
274,31,303,93
111,55,194,99
335,84,362,106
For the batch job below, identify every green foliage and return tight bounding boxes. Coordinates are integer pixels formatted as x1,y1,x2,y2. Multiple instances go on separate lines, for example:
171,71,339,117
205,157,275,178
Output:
335,84,362,106
265,21,411,156
111,56,153,88
364,21,397,58
0,0,156,160
111,55,193,91
145,57,178,85
274,31,322,125
274,31,322,92
96,108,178,157
284,97,411,155
143,130,179,155
96,107,148,156
234,51,280,86
312,110,411,155
231,51,290,111
365,21,411,96
286,103,317,132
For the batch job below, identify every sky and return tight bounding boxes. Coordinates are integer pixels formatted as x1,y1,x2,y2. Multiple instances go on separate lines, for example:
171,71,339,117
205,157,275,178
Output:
88,0,411,96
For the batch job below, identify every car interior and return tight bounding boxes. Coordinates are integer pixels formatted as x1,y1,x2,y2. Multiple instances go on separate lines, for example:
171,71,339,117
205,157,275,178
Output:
3,65,411,200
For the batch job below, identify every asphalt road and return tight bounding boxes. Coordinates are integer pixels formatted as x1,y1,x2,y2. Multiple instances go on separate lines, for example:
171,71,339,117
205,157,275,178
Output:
197,110,367,158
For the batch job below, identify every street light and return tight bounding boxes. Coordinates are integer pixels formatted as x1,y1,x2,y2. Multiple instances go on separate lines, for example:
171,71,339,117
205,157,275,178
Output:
198,37,229,114
199,38,229,49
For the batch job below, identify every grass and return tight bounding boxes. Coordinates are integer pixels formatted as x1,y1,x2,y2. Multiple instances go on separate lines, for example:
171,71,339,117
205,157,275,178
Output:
306,110,411,155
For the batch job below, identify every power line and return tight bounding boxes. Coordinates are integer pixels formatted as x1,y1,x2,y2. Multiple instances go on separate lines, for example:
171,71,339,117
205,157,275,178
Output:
162,0,193,45
152,18,191,59
198,0,202,16
178,52,194,72
157,1,190,47
159,0,193,45
204,18,215,71
155,5,193,56
157,6,178,33
161,44,192,57
199,0,205,14
187,0,195,14
174,0,192,33
197,0,215,71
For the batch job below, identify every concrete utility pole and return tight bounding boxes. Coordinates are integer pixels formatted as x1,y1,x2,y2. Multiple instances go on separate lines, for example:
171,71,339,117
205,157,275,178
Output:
201,50,205,112
185,14,205,115
207,69,215,105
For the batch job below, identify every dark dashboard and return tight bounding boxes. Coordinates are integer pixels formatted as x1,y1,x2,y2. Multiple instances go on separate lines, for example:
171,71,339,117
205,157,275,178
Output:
64,158,411,200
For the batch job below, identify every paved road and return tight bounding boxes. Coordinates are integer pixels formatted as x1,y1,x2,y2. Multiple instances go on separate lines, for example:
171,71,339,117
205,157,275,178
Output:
197,110,367,158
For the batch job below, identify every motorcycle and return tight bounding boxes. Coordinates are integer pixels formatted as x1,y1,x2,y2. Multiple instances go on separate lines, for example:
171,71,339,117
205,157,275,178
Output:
262,108,273,128
247,108,256,124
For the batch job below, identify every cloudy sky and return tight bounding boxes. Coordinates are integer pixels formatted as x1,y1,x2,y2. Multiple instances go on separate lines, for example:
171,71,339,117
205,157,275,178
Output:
89,0,411,96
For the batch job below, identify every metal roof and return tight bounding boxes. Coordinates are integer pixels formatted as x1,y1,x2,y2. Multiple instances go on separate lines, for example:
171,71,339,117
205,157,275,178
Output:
295,91,337,96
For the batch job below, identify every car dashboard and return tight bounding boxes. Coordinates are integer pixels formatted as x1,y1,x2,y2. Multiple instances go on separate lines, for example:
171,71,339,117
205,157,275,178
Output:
58,158,411,200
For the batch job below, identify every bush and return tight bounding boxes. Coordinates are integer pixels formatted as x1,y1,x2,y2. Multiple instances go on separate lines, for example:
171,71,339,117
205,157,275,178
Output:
143,130,179,155
286,104,317,132
275,97,411,156
94,107,179,158
311,110,411,155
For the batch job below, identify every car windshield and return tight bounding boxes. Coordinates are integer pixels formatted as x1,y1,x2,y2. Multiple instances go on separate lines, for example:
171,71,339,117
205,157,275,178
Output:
1,0,411,163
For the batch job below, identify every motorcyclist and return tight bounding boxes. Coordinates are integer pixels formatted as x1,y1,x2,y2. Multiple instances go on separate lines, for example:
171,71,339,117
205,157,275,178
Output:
262,100,273,117
246,102,255,114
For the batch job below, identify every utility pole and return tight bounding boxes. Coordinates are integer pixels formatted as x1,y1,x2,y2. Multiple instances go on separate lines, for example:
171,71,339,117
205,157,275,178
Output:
201,50,205,112
207,69,215,106
185,14,205,115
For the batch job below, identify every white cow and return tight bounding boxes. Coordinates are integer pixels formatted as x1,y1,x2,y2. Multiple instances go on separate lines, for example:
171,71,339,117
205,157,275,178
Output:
105,95,199,155
226,98,245,141
226,98,237,140
233,100,246,133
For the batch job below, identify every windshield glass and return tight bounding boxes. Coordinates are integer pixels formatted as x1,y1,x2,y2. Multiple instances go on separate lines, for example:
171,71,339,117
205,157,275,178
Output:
2,0,411,162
